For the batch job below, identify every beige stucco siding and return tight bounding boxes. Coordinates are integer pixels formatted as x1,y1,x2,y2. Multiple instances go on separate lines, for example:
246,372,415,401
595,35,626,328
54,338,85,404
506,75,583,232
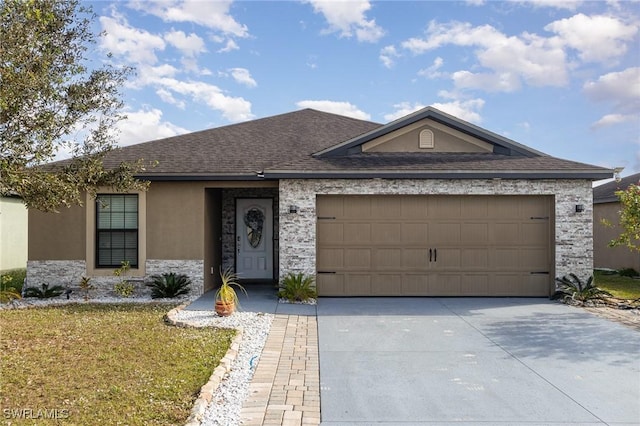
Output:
146,182,206,259
362,118,493,153
28,203,85,261
0,197,28,270
594,202,640,271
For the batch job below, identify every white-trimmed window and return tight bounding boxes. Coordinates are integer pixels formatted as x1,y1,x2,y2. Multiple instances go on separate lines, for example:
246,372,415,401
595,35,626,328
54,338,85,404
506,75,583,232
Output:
95,194,138,268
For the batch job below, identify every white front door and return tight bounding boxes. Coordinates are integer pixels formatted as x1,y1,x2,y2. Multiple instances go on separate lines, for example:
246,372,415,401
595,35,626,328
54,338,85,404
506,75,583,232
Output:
236,198,273,279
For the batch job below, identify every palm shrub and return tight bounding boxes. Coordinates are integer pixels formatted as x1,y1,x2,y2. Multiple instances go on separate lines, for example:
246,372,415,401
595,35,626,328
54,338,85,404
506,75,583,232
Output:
23,283,65,299
551,274,612,305
278,272,317,302
147,273,192,299
216,268,246,305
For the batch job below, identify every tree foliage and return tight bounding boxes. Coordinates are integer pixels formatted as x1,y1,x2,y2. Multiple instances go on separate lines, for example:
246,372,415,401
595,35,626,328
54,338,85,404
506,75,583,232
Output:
607,183,640,252
0,0,148,212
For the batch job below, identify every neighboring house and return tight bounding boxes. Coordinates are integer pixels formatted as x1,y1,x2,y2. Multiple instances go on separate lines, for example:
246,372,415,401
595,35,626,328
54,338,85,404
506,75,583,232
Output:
0,195,28,272
593,173,640,272
27,107,612,297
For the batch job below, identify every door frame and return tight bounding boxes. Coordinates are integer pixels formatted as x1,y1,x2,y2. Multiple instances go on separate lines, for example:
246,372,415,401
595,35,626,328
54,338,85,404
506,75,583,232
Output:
234,197,275,281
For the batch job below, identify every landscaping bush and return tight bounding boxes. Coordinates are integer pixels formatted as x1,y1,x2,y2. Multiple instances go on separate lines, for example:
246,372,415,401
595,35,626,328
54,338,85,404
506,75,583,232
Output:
113,261,135,297
23,283,65,299
551,273,612,305
278,272,317,302
147,272,192,298
618,268,639,278
0,268,25,294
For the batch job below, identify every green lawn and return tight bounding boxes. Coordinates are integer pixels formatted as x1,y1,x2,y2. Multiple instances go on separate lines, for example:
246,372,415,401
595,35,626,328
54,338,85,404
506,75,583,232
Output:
594,270,640,300
0,303,234,425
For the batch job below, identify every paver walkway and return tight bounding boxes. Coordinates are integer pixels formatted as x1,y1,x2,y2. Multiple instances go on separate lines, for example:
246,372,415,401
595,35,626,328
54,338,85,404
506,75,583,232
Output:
240,314,320,426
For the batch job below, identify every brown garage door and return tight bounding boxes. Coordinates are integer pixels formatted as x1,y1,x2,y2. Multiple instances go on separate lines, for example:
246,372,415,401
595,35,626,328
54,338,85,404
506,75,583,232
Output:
316,195,553,296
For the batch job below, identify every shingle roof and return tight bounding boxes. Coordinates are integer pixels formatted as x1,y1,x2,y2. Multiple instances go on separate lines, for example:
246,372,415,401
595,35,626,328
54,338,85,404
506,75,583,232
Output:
105,109,381,179
52,107,612,181
264,152,611,179
593,173,640,203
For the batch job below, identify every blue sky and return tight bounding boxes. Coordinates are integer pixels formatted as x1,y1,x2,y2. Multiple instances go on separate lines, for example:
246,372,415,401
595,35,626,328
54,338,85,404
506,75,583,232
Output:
86,0,639,177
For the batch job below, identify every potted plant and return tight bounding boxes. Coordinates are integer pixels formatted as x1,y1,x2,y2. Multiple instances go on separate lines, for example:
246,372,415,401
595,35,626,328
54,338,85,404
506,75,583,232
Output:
215,268,246,316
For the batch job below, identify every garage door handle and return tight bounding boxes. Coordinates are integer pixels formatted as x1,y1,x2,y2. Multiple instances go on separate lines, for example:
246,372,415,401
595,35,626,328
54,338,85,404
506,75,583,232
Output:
429,249,432,262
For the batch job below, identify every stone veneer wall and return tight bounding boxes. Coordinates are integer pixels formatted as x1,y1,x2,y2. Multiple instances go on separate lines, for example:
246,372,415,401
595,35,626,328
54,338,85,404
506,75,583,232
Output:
145,259,204,296
221,188,279,276
26,260,86,292
278,178,594,282
26,259,204,297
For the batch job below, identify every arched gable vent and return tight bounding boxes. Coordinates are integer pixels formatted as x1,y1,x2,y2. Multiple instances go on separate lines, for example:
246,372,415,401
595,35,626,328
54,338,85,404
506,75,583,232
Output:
419,129,434,149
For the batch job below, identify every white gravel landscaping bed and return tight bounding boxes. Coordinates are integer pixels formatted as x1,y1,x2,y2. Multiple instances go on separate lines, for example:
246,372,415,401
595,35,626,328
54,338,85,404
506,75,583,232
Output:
173,309,273,426
0,294,196,309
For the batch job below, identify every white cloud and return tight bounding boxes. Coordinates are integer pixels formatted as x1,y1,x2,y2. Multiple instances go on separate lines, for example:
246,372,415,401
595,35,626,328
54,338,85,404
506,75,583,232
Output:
116,108,190,146
128,0,249,37
306,0,385,42
452,70,521,92
400,20,568,91
383,102,427,121
156,88,186,109
513,0,583,11
545,14,637,63
229,68,257,88
164,30,206,57
180,58,212,75
591,113,638,129
585,67,640,128
156,78,254,122
217,39,239,53
584,67,640,104
307,55,319,69
100,15,165,64
134,64,180,87
296,100,371,120
417,57,445,79
431,98,485,124
379,45,399,68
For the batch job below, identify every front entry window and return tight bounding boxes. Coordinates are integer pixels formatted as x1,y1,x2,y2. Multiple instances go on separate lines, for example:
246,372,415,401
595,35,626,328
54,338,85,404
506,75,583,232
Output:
244,208,265,248
96,194,138,268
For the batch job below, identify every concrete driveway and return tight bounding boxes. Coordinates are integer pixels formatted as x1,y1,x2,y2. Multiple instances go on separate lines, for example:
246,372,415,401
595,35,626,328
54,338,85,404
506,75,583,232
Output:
317,298,640,425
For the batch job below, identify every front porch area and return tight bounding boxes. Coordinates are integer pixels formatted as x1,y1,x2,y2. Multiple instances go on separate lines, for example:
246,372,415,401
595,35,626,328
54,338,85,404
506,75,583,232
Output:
185,283,316,315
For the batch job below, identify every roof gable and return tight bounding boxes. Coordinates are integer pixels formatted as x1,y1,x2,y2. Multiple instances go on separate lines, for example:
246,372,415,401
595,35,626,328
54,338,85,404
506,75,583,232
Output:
314,106,545,158
360,117,494,154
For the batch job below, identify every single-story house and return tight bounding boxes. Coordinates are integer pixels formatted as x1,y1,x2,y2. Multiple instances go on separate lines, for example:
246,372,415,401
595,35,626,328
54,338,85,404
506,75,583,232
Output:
28,107,612,297
0,195,28,272
593,173,640,272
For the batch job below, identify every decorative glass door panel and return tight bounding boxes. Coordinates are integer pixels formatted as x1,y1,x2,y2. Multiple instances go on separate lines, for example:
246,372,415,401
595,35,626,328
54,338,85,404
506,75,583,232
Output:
235,199,273,279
